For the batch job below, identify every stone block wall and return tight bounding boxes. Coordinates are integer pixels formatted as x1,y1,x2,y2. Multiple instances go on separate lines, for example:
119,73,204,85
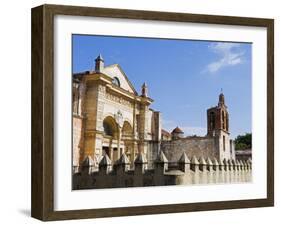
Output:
161,137,219,162
72,152,252,190
146,141,160,169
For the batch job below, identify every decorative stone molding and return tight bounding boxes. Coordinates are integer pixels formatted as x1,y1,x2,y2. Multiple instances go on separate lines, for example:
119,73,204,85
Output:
106,92,133,108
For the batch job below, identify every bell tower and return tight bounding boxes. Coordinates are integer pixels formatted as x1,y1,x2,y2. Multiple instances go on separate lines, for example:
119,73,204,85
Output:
207,91,235,161
207,91,229,136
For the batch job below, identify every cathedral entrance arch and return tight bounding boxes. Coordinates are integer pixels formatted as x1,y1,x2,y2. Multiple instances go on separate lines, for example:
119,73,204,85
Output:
103,116,118,137
102,116,119,161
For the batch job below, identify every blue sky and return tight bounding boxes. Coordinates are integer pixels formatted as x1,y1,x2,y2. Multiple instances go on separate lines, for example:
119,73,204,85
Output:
72,35,252,139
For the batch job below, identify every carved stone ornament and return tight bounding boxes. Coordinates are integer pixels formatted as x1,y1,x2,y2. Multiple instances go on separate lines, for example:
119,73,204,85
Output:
114,110,124,128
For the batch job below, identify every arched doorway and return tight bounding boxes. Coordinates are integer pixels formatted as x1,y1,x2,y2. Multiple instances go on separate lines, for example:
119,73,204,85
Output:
102,116,119,161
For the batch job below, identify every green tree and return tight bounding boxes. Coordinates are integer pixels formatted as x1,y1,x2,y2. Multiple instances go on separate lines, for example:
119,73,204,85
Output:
235,133,252,150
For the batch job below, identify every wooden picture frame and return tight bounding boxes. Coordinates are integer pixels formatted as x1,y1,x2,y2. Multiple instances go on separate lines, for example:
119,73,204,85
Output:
31,4,274,221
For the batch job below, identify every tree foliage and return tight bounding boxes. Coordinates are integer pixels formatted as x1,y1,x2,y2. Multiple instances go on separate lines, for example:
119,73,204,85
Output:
235,133,252,150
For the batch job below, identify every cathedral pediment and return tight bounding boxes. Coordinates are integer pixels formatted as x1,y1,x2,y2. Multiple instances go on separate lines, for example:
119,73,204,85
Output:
103,64,138,95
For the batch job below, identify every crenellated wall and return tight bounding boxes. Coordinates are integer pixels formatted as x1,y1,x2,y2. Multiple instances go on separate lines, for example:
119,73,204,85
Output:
72,152,252,190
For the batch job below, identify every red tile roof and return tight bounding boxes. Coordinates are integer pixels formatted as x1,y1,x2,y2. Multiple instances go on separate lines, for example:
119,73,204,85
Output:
171,126,184,134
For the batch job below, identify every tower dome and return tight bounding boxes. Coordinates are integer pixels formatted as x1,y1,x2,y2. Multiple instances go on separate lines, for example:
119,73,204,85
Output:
219,92,225,106
171,126,184,140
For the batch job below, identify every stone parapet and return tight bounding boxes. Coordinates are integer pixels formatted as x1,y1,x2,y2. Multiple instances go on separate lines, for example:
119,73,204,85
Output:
73,152,252,190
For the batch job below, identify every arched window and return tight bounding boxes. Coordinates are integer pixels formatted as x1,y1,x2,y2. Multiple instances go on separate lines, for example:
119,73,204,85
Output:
223,135,226,151
222,110,225,130
112,77,120,87
122,121,133,137
210,112,215,130
226,113,229,131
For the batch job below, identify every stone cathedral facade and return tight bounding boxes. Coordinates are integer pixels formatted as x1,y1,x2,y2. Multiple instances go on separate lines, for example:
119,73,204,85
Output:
72,55,161,170
72,55,236,172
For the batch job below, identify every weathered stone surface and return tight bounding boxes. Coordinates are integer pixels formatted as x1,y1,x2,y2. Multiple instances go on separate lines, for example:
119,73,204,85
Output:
179,153,190,172
199,157,207,165
206,157,213,165
134,152,148,164
72,157,252,189
212,158,219,166
155,151,168,163
99,154,112,166
161,137,217,162
82,155,95,167
191,156,199,164
179,152,190,164
116,153,130,165
80,155,96,174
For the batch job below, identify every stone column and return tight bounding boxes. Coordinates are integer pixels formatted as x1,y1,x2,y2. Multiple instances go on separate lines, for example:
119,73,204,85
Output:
117,127,121,159
132,142,138,162
83,82,106,158
132,101,137,138
109,146,113,161
78,81,86,115
126,142,135,165
139,103,146,154
139,97,151,154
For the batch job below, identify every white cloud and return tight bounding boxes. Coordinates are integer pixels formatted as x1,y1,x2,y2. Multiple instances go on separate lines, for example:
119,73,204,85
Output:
204,42,245,73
